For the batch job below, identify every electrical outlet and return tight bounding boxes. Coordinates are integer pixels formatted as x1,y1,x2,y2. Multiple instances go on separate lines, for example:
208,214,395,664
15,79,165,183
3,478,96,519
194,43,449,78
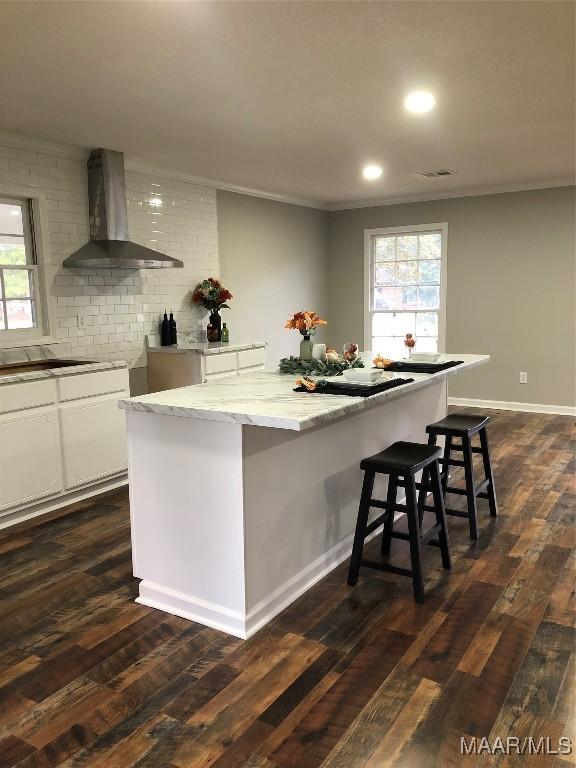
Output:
519,371,528,384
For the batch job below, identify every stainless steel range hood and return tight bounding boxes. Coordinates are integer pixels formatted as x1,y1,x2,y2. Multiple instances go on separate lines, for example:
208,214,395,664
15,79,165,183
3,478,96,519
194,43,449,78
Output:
63,149,183,269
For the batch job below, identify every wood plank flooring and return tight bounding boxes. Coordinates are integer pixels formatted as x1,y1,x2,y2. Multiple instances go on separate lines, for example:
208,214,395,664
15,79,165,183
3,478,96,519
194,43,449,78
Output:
0,408,574,767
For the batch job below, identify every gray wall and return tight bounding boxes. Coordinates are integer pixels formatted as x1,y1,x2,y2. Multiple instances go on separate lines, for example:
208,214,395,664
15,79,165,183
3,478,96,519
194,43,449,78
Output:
328,187,575,406
218,191,329,365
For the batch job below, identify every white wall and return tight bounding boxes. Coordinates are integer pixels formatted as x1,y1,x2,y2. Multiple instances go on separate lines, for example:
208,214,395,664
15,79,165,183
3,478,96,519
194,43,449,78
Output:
0,136,219,369
327,186,576,408
217,191,329,365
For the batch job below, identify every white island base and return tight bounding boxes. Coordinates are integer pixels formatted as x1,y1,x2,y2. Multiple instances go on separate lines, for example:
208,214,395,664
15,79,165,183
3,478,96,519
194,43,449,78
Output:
123,366,478,639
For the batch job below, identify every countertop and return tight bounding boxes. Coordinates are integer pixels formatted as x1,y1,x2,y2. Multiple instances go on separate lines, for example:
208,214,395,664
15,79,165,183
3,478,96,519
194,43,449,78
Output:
147,341,267,356
0,345,128,386
119,354,489,431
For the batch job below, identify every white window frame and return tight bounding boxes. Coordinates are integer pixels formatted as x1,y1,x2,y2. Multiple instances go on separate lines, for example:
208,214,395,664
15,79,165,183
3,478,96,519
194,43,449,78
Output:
363,222,448,354
0,185,54,348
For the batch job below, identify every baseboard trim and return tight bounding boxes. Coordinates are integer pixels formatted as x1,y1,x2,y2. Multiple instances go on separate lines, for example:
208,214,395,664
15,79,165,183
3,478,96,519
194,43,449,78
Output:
137,519,388,640
0,475,128,530
137,581,248,639
448,397,576,417
244,511,399,638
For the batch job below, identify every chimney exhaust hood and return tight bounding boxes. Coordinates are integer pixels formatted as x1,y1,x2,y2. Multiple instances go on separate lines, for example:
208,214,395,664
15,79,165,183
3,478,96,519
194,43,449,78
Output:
63,149,183,269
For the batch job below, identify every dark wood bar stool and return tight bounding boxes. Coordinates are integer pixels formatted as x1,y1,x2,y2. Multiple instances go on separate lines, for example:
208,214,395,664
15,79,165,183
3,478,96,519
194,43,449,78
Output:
419,414,498,540
347,441,451,603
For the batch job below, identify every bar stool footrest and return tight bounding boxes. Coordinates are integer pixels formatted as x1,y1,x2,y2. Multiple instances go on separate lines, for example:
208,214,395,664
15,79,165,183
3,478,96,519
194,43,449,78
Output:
389,524,441,546
439,457,466,467
448,444,484,454
370,499,406,513
364,512,389,536
445,508,470,519
360,559,412,578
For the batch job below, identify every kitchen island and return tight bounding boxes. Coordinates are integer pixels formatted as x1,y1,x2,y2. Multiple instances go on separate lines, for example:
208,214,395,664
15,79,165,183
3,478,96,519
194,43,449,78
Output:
119,354,488,638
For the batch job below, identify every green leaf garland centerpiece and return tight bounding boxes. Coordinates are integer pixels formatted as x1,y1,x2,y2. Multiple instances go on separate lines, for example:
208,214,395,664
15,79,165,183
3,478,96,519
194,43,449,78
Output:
279,354,364,376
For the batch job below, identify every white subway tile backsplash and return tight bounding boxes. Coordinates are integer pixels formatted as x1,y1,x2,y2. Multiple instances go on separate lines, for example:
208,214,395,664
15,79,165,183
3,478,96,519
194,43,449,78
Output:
0,143,218,365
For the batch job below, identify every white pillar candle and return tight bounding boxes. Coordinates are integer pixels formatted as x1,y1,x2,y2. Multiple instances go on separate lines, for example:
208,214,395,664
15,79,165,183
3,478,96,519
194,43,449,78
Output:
312,343,327,361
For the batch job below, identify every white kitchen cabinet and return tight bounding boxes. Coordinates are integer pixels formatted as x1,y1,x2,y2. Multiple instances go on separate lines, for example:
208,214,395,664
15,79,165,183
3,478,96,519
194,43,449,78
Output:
60,394,128,490
0,406,62,511
147,342,266,392
0,363,129,527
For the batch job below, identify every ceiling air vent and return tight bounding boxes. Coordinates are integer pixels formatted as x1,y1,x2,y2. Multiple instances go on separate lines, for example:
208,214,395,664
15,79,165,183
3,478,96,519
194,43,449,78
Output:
419,169,457,178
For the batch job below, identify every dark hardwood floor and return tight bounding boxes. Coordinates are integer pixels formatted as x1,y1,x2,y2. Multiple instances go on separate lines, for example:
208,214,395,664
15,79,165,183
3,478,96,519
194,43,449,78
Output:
0,408,574,768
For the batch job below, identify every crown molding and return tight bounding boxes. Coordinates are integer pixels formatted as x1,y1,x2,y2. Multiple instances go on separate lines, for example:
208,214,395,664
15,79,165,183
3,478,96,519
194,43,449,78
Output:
327,178,575,210
122,160,325,210
0,130,87,160
1,131,573,212
0,130,324,209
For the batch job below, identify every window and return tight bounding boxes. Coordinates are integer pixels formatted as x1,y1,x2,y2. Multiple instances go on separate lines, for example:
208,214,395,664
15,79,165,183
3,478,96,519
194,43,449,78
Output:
365,223,447,358
0,196,48,343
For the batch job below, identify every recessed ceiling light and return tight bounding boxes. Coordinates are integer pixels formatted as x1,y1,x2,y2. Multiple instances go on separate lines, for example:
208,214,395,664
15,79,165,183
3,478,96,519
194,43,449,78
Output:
149,197,163,207
362,164,383,180
405,90,435,114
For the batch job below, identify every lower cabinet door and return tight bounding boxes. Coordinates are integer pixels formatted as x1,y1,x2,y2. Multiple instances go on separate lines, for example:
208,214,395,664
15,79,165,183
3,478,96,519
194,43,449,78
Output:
60,394,128,490
0,407,63,511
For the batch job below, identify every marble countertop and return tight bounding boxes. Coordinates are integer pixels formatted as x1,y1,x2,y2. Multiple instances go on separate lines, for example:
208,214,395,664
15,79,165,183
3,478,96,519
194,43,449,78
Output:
0,344,128,386
147,341,267,356
119,354,489,431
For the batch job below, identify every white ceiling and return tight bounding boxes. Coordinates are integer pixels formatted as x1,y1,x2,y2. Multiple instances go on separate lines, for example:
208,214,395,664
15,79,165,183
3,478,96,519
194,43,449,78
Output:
0,1,574,208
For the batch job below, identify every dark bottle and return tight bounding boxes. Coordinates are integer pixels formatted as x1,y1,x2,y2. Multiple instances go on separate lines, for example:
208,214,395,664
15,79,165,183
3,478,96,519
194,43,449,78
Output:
160,311,170,346
220,323,229,343
169,311,177,345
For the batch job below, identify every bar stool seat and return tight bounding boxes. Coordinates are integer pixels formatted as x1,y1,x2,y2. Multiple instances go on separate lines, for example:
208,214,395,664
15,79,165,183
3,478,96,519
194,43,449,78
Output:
424,414,490,435
361,441,442,472
420,413,498,540
348,440,451,603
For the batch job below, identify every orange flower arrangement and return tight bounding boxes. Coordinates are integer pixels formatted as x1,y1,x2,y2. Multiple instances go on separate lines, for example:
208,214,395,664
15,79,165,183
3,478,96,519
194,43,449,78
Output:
285,311,327,336
295,376,317,391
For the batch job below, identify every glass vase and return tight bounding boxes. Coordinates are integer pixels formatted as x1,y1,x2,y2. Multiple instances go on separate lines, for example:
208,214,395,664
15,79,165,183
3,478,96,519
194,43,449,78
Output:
208,309,222,342
300,335,313,361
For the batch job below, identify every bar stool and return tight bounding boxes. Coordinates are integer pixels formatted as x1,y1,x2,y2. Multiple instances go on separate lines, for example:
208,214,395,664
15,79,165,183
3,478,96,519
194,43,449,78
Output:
418,414,498,540
347,441,451,603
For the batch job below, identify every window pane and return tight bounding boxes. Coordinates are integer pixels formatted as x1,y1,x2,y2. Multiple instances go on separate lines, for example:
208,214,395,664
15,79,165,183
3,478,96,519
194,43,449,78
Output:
3,269,33,298
400,286,417,308
396,261,417,285
418,233,441,259
397,236,418,260
0,239,27,265
373,312,416,336
416,312,438,337
417,286,439,309
415,336,438,353
374,237,395,261
0,203,24,236
372,336,405,359
373,313,394,336
6,299,35,329
394,312,415,335
374,263,395,285
418,260,441,284
374,286,400,310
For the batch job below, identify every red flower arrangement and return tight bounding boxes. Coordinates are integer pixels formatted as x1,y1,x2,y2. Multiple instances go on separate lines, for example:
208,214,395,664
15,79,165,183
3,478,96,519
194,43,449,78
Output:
192,278,233,312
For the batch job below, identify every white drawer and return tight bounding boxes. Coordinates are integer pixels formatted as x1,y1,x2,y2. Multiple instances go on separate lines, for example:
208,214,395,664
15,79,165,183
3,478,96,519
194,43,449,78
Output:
58,368,129,402
238,348,265,369
204,353,237,376
0,379,57,415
